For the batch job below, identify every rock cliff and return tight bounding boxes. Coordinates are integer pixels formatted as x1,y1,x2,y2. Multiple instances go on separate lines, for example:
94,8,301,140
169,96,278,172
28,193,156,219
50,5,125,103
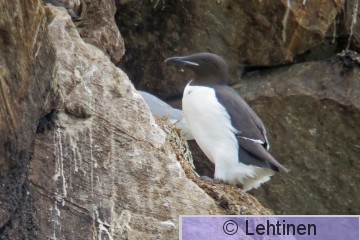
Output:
117,0,360,215
1,0,359,239
0,1,272,239
238,53,360,214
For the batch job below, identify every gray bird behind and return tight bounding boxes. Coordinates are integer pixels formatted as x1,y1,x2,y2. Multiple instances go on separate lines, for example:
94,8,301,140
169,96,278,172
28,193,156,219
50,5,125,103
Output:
138,91,193,140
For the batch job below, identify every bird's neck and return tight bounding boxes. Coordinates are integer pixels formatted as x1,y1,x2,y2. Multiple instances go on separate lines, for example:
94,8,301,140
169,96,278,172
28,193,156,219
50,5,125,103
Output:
190,74,227,86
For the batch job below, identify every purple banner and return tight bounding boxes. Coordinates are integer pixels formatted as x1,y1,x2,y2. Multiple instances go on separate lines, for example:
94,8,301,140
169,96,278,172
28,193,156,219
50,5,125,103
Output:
181,216,359,240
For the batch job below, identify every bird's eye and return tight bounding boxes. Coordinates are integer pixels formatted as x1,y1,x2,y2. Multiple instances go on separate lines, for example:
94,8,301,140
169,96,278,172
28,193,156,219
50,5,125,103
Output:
203,58,210,62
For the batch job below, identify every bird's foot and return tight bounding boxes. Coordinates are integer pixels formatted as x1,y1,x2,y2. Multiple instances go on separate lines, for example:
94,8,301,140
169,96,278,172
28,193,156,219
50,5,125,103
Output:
200,176,222,184
200,176,244,190
200,176,213,181
199,176,245,189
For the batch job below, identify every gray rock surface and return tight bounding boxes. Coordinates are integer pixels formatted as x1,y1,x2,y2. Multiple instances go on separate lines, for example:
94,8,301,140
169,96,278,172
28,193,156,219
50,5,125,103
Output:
29,7,219,239
57,0,126,63
0,2,272,239
0,1,56,235
243,53,360,214
117,0,344,97
191,52,360,214
116,1,359,214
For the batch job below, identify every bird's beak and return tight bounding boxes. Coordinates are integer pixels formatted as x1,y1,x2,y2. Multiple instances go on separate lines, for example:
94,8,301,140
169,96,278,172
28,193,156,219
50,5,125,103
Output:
165,56,199,66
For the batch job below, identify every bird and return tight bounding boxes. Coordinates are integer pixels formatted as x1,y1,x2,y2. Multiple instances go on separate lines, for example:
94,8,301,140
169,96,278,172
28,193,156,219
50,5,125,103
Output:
165,52,288,191
138,90,193,140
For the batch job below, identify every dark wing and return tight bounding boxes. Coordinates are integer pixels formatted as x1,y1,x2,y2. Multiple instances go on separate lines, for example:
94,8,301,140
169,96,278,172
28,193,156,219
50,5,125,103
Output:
213,85,288,172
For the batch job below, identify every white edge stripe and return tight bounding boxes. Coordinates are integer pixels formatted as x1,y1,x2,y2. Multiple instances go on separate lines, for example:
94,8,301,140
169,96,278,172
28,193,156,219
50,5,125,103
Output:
182,60,199,66
239,136,265,144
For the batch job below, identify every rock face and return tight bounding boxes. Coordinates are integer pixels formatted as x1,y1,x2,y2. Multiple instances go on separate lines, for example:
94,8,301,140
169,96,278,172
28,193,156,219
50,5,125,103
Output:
79,0,125,63
337,0,360,52
117,0,344,98
191,52,360,215
2,1,359,239
116,0,360,215
0,0,55,175
294,0,360,62
29,8,219,239
235,52,360,214
0,2,272,239
0,0,56,235
187,0,344,66
52,0,125,63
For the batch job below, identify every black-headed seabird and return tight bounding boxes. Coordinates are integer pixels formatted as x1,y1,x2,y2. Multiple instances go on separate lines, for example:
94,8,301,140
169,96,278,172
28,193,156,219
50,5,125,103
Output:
138,91,193,140
165,52,288,191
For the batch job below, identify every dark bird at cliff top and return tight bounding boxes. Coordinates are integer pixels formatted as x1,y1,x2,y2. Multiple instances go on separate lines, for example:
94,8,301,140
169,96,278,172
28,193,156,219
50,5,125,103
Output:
165,52,288,191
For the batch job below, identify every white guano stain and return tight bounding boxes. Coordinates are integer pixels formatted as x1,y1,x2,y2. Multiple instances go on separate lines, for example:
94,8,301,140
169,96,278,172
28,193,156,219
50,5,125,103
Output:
282,0,291,43
332,18,337,44
347,0,359,50
160,220,176,228
95,209,114,240
53,128,68,203
49,201,62,240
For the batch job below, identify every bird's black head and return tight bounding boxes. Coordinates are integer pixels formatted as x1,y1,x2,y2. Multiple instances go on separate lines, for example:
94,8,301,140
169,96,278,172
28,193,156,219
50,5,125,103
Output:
165,52,229,85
